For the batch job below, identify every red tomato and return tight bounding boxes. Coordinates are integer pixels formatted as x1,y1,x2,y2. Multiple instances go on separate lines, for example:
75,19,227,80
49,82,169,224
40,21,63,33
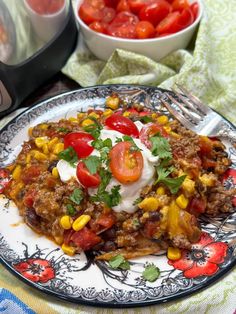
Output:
116,0,130,12
76,162,101,188
139,123,168,149
97,213,116,228
79,0,105,25
190,2,199,20
156,11,181,34
198,136,213,156
21,166,43,185
105,113,139,137
109,141,144,184
178,7,194,29
23,190,37,208
128,0,149,15
101,7,116,23
104,0,119,7
144,221,158,237
139,0,171,26
107,11,139,38
188,197,206,216
135,20,156,38
172,0,190,12
64,132,94,158
63,229,75,245
47,0,65,14
71,227,101,250
0,169,11,193
89,21,108,33
27,0,64,14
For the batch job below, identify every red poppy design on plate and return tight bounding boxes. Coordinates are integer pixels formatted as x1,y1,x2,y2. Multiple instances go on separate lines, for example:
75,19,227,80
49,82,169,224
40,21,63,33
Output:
168,233,228,278
222,168,236,206
14,258,55,283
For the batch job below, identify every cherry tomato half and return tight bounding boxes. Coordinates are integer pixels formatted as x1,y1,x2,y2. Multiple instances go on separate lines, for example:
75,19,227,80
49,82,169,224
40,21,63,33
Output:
105,113,139,137
156,11,181,34
107,11,139,38
116,0,130,12
178,7,194,29
101,7,116,23
139,0,171,26
79,0,105,25
89,21,108,33
109,141,144,184
128,0,149,15
135,20,155,39
190,1,199,20
172,0,189,12
76,162,101,188
139,123,168,149
64,132,94,158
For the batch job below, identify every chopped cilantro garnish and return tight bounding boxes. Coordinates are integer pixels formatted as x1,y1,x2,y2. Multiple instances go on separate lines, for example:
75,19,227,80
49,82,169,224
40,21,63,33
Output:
57,127,70,134
139,116,153,123
109,254,130,270
58,147,78,166
133,197,143,205
115,135,141,152
150,135,172,159
155,165,186,194
142,264,160,282
91,138,112,163
83,117,102,139
69,188,84,205
83,155,101,174
66,204,76,216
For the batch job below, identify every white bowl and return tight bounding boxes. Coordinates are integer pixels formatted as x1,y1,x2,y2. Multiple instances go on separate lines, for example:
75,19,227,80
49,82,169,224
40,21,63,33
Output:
75,0,203,61
23,0,67,42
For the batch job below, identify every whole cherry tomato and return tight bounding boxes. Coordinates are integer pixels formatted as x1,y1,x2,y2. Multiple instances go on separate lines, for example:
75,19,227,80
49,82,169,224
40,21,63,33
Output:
139,0,171,26
107,11,139,38
79,0,105,25
135,20,156,39
64,132,94,158
76,162,101,188
116,0,130,12
109,141,144,184
172,0,190,12
190,2,199,20
105,113,139,137
139,123,168,148
178,7,194,30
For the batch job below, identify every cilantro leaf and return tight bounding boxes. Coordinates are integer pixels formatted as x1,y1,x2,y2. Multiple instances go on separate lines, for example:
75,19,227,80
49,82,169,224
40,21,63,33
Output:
83,156,101,174
150,135,172,159
155,165,186,194
66,204,76,216
142,264,160,282
139,116,153,123
109,254,130,270
133,197,143,206
57,127,70,134
69,188,84,205
109,185,121,207
83,117,102,139
58,147,78,166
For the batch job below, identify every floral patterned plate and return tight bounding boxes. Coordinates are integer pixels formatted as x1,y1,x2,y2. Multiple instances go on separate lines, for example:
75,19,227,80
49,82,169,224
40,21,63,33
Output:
0,85,236,308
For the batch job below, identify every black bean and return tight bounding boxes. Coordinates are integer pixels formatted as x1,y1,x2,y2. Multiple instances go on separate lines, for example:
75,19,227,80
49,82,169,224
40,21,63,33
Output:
25,208,40,228
47,160,58,172
102,227,116,240
103,241,117,252
148,211,160,221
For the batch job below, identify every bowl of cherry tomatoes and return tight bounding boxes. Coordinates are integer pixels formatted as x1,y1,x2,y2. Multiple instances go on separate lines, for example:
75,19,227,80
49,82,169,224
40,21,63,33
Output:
75,0,202,61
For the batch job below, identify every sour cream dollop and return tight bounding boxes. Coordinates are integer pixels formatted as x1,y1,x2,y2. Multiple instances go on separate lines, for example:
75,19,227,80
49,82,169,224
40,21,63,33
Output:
57,123,159,214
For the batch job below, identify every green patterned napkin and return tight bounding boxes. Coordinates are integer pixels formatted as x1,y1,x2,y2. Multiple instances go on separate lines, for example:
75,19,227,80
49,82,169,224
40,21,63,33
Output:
63,0,236,125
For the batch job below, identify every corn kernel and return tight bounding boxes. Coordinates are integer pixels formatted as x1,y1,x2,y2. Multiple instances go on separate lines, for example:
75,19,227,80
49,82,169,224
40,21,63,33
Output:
138,197,159,211
156,186,165,195
53,143,64,155
68,117,78,123
81,119,94,128
72,215,91,231
61,244,75,256
199,173,216,187
142,212,150,219
9,181,24,199
42,143,49,155
151,113,158,119
123,111,131,117
49,153,57,161
48,137,59,151
25,153,31,164
157,115,168,125
88,112,100,119
12,165,22,180
31,150,47,161
176,194,189,209
103,109,113,117
170,131,181,139
77,112,85,120
163,126,171,133
167,247,181,260
39,123,48,130
35,137,48,148
60,215,73,230
52,167,59,178
182,177,195,195
28,127,33,137
106,96,119,110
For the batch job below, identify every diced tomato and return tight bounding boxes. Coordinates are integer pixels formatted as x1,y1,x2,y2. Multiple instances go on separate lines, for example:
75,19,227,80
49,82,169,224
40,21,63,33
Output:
76,162,101,188
143,221,158,238
177,7,194,30
156,11,181,34
188,197,206,216
89,21,108,33
109,141,143,184
21,165,43,185
71,227,101,251
135,20,156,39
101,7,116,22
64,132,94,158
63,229,75,245
23,189,37,208
97,213,116,228
107,11,139,38
139,123,168,149
105,113,139,137
190,1,199,20
79,0,105,25
172,0,190,12
0,169,11,193
202,157,217,170
139,0,171,26
198,136,213,156
116,0,130,12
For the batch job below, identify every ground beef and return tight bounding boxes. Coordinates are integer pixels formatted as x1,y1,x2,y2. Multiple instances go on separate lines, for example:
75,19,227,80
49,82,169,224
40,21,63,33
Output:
206,186,236,216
